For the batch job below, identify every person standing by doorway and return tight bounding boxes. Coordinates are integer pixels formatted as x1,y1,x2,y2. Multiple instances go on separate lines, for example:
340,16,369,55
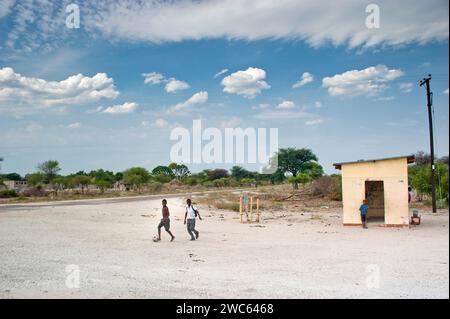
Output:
360,199,369,229
184,199,202,241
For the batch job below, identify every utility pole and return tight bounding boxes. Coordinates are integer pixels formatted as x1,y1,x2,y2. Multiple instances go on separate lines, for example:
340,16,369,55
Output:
419,75,437,213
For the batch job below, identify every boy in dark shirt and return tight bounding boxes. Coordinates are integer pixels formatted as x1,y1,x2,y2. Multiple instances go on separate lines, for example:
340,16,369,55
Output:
359,199,369,229
156,199,175,242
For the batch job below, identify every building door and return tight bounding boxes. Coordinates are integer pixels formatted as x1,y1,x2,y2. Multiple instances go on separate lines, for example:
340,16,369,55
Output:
365,181,385,223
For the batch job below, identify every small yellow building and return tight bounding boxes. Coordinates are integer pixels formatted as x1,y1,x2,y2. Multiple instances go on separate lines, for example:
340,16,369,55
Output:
333,155,415,227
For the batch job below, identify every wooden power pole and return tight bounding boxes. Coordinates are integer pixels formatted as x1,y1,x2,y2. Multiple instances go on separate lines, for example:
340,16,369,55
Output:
419,75,437,213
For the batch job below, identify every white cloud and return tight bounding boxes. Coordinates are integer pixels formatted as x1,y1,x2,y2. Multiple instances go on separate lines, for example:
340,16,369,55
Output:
143,72,190,93
292,72,313,89
305,119,324,126
83,0,448,49
67,122,82,129
314,101,322,108
0,67,119,115
165,78,190,93
399,82,414,93
214,69,229,78
102,102,138,114
142,72,164,85
322,65,403,97
0,0,15,18
169,91,208,113
153,118,170,128
277,100,296,109
221,67,270,99
444,88,449,95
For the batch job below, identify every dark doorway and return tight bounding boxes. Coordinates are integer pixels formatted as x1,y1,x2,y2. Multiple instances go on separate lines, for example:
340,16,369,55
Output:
365,181,385,224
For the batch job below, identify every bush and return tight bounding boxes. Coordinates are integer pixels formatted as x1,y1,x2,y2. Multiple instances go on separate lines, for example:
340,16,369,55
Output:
240,178,256,186
22,188,49,197
0,190,18,198
311,175,342,200
202,181,215,188
147,182,164,193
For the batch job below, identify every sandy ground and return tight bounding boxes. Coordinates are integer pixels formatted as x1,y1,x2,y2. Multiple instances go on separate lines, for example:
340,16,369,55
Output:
0,196,448,299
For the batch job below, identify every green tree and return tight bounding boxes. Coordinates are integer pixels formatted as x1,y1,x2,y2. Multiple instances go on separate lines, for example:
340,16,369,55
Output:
231,166,255,180
70,175,92,194
38,160,61,183
95,180,113,194
205,169,229,181
168,163,191,181
152,165,175,183
288,173,311,189
3,173,22,181
409,162,449,204
25,172,45,187
123,167,151,193
304,162,324,180
89,169,116,183
277,148,319,189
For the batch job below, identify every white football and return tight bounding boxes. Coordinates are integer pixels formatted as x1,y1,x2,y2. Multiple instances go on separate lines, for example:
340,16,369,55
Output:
152,236,159,242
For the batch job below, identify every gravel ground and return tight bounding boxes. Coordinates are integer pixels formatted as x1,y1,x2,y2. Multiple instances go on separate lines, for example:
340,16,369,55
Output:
0,196,448,299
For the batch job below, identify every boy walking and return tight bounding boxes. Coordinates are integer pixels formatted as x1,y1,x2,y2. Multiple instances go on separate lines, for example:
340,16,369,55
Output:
156,199,175,242
359,199,369,229
184,199,202,241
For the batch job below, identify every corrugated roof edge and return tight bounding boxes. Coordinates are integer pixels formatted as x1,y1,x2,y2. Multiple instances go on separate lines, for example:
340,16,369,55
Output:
333,155,416,170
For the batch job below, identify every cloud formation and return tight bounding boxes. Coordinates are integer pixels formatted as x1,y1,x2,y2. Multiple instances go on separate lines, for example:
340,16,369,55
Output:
0,67,118,115
399,82,414,93
214,69,229,78
143,72,190,93
102,102,138,114
293,72,313,89
277,100,296,109
221,67,270,99
165,78,190,93
142,72,164,85
169,91,208,113
82,0,448,49
322,65,403,97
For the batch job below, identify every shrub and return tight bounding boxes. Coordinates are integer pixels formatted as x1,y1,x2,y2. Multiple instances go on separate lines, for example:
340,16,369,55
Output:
22,188,48,197
147,182,164,193
311,175,342,200
202,181,215,188
0,190,18,198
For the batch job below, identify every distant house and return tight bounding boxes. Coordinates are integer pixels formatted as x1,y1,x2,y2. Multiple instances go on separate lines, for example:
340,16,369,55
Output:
4,180,28,193
333,155,415,228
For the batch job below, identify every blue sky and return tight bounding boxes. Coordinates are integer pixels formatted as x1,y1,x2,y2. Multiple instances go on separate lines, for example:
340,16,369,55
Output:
0,0,448,175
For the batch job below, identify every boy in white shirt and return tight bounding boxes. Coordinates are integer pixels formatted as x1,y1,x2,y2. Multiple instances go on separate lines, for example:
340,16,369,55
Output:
184,198,202,241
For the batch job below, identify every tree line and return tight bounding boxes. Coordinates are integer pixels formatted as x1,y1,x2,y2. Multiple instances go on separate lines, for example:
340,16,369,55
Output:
0,148,325,196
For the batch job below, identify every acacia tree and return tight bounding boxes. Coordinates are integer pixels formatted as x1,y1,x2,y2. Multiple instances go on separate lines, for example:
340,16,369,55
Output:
70,175,92,194
168,163,190,181
38,160,61,184
277,148,321,189
123,167,150,193
25,172,45,187
288,173,311,189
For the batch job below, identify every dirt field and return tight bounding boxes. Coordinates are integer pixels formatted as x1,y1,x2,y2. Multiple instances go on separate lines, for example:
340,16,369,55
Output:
0,196,448,299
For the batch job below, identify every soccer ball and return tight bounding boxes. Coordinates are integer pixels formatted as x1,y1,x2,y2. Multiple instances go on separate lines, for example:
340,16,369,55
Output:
152,235,159,242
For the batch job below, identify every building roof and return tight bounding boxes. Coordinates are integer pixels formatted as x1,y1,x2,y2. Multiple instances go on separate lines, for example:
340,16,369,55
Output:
333,155,415,170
